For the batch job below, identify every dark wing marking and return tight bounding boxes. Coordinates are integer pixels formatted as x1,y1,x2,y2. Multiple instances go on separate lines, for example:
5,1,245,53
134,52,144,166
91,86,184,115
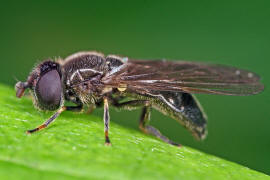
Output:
102,60,264,96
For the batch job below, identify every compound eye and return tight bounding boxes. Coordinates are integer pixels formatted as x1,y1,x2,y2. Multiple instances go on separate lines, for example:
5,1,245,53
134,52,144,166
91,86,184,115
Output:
36,70,62,110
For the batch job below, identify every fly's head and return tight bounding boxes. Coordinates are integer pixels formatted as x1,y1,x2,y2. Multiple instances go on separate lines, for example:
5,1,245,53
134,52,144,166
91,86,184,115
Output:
15,60,64,111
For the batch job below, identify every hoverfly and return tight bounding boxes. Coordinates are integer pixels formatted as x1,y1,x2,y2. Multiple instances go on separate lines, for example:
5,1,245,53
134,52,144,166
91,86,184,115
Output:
15,51,264,146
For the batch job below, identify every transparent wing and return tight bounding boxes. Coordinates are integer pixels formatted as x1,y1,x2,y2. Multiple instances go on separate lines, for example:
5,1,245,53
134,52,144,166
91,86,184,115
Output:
102,60,264,96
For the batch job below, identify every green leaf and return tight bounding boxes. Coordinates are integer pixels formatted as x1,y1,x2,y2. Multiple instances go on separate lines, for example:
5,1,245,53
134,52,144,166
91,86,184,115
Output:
0,84,268,180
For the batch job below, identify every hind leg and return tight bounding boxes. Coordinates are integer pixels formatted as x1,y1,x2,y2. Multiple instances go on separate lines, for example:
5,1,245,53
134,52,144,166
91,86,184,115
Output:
110,98,181,147
139,106,181,147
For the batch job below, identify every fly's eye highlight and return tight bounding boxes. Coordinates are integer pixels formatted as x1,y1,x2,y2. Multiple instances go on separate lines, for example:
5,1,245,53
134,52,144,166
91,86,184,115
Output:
36,70,62,110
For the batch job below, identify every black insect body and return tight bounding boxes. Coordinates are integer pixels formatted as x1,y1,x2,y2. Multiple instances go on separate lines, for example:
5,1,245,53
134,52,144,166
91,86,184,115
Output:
15,52,264,146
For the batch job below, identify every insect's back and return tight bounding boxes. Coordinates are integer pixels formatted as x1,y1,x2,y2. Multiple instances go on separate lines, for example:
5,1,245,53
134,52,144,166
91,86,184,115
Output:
62,52,106,85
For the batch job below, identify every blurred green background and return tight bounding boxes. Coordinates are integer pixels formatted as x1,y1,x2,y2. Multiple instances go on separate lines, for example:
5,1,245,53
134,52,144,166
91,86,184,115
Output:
0,0,269,175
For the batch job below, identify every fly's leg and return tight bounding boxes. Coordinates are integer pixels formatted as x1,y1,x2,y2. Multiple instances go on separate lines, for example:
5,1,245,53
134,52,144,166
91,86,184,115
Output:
139,106,181,147
26,106,67,134
66,104,83,112
111,99,181,147
103,97,111,146
26,105,82,134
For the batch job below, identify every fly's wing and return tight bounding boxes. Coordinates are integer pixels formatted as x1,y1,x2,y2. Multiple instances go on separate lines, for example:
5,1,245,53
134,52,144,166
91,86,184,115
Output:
101,59,263,140
102,60,264,96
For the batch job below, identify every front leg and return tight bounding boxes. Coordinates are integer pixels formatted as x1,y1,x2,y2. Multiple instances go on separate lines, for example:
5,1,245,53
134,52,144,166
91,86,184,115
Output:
66,104,83,112
26,104,82,134
103,97,111,146
26,106,67,134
